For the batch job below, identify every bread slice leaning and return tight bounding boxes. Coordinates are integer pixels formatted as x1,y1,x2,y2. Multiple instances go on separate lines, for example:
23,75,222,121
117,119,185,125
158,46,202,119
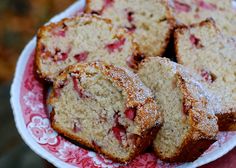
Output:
174,19,236,131
36,14,139,82
138,57,218,162
85,0,174,57
49,61,163,163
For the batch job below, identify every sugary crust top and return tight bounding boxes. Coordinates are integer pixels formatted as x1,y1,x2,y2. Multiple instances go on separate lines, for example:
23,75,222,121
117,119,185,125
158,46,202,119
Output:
138,57,218,140
50,61,163,132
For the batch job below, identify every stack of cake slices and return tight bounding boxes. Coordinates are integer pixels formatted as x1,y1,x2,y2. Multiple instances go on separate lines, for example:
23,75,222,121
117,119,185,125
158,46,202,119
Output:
34,0,235,164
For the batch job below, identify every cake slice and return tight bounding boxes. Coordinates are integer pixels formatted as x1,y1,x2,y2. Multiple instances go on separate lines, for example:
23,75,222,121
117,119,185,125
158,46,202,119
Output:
138,57,218,162
49,61,163,163
174,19,236,131
168,0,236,36
36,14,140,82
85,0,174,57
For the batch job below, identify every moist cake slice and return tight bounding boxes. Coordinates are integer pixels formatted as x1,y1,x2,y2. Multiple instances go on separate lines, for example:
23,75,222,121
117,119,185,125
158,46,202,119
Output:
85,0,174,57
49,61,163,163
138,57,218,162
36,14,140,82
174,19,236,131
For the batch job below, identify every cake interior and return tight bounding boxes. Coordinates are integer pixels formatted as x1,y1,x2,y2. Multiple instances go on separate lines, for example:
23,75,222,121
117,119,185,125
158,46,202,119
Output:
38,16,134,79
52,65,140,159
87,0,172,56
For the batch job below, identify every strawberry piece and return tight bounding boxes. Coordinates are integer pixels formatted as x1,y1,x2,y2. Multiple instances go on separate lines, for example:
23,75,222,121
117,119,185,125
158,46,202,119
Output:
74,52,89,62
125,108,136,121
127,11,134,22
196,0,217,10
103,0,114,10
190,34,204,49
73,122,81,133
57,52,68,61
53,48,68,62
112,125,126,143
126,24,136,33
173,0,191,13
113,111,120,124
200,69,215,83
52,28,66,37
126,54,144,69
105,38,126,53
72,76,88,98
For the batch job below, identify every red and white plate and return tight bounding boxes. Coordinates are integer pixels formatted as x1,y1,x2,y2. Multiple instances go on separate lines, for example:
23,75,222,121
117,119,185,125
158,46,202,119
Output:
10,0,236,167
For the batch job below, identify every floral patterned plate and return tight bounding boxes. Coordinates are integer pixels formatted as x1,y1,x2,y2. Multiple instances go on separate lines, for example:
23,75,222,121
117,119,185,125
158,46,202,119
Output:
10,0,236,167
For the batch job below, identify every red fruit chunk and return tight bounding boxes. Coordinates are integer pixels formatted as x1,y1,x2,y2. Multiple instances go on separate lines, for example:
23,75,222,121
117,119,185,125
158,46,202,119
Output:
127,11,134,22
105,38,126,53
57,52,68,61
112,125,126,143
52,28,66,37
126,24,136,33
126,54,144,69
74,52,89,62
125,108,136,121
103,0,114,10
113,111,120,124
196,0,217,10
73,122,81,133
72,76,89,98
190,34,204,49
173,0,191,13
53,48,68,62
200,69,215,83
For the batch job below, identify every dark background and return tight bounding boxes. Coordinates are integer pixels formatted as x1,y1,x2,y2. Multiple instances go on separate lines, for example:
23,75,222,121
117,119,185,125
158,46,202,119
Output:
0,0,74,167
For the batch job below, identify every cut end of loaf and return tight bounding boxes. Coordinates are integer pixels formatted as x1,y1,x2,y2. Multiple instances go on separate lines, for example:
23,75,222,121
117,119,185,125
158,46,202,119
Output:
86,0,175,57
49,61,163,163
174,19,236,131
138,57,218,162
36,14,139,82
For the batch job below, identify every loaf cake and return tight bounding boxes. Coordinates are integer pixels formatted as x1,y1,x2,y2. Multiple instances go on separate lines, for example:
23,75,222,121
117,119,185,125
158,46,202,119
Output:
174,19,236,131
36,14,140,82
168,0,236,36
49,61,163,163
137,57,218,162
85,0,174,57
